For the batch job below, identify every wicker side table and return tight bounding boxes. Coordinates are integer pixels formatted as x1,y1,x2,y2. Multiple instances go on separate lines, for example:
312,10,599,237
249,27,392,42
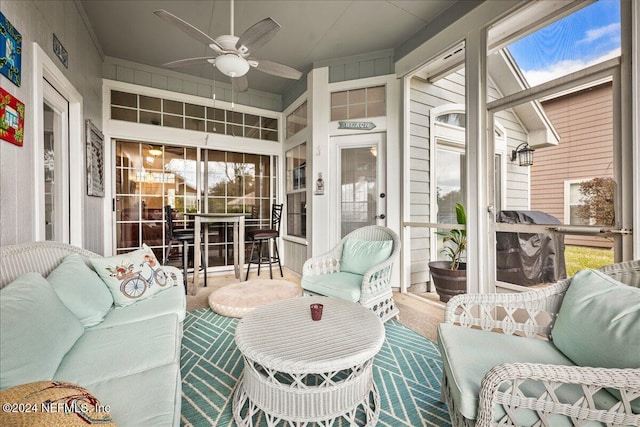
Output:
233,296,385,426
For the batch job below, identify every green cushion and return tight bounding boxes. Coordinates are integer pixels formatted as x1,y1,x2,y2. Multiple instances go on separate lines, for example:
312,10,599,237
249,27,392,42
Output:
47,253,114,327
553,269,640,369
92,285,186,329
553,268,640,412
437,323,584,421
301,272,363,302
90,244,173,307
55,314,180,385
0,273,85,390
340,238,392,275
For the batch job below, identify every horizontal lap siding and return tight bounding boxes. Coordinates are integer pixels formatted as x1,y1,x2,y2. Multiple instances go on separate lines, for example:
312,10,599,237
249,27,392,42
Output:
531,82,613,248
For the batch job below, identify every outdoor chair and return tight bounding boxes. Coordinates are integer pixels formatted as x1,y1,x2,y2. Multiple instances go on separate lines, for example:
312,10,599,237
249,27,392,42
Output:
438,259,640,426
163,205,207,291
301,225,400,323
245,204,283,280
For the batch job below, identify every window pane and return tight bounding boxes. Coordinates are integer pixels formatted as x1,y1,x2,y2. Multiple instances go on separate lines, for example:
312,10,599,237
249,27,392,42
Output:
163,99,183,115
112,91,137,108
140,96,161,111
111,107,137,122
501,0,620,89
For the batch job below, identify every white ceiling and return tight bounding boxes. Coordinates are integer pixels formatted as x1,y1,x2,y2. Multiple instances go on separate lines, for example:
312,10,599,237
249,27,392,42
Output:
79,0,465,95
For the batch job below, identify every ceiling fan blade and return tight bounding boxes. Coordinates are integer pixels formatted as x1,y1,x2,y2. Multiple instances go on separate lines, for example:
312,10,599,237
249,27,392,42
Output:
163,57,215,68
235,18,281,54
232,75,249,93
251,59,303,80
154,9,224,51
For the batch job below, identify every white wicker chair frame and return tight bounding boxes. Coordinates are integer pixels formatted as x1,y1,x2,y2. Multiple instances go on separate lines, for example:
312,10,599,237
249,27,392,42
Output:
301,225,400,323
441,260,640,427
0,241,183,291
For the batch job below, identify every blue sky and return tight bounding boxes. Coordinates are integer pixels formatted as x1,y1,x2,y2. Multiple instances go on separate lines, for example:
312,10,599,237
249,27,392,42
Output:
508,0,621,86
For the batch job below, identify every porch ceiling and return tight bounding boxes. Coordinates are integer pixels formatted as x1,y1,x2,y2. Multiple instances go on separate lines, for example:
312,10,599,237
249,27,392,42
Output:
79,0,463,96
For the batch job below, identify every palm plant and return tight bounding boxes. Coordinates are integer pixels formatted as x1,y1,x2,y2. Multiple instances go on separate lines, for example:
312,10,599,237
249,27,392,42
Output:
437,202,466,270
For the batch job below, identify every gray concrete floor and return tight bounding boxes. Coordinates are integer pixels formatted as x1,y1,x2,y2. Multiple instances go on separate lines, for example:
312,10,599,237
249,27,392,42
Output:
186,269,444,342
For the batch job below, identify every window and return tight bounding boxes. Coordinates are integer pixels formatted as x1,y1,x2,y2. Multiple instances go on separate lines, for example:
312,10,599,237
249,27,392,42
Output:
330,85,385,121
286,143,307,238
111,90,278,141
286,101,307,139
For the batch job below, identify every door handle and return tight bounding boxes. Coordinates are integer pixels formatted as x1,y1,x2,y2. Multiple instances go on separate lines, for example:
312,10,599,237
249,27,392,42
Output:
375,214,386,219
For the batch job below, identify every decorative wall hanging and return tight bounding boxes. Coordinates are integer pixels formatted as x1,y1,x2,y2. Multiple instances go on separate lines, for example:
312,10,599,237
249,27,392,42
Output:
52,34,68,68
0,87,25,146
0,12,22,86
86,120,105,197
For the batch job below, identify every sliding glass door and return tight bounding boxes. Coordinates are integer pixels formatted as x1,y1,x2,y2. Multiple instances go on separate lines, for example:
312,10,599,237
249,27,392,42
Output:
114,141,276,269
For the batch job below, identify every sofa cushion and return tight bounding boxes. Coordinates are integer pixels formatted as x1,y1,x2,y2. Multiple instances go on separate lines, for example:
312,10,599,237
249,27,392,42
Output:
82,363,181,427
91,285,186,329
340,238,393,275
438,323,587,421
0,380,116,426
54,314,181,385
47,253,114,327
301,271,364,302
553,268,640,370
90,244,172,307
0,273,85,390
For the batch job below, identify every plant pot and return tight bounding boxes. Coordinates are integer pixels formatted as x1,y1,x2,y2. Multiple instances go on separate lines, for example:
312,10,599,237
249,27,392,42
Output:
428,261,467,303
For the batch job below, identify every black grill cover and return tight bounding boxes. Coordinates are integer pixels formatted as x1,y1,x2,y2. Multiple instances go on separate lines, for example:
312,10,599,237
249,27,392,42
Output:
496,210,567,286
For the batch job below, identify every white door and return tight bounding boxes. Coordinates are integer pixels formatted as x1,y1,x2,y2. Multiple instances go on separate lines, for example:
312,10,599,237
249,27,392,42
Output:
42,79,70,242
332,133,386,240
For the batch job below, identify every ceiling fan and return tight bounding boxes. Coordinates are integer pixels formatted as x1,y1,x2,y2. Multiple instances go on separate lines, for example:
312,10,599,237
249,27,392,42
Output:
154,0,303,92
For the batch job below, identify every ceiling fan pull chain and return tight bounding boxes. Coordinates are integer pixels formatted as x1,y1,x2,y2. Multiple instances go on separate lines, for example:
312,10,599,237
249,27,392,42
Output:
230,0,234,36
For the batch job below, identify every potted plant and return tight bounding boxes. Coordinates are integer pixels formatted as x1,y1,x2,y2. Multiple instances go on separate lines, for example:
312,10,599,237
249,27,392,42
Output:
428,202,467,302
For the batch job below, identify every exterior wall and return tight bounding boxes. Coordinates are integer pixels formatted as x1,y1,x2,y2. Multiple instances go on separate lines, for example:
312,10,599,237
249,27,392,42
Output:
532,82,614,248
0,0,104,251
408,70,530,290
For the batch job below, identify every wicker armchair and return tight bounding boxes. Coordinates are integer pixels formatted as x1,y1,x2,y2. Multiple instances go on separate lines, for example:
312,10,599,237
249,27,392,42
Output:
301,225,400,323
440,260,640,427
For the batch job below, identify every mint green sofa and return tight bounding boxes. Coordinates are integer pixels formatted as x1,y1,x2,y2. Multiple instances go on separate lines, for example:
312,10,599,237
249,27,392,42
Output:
301,225,400,323
0,241,186,426
437,260,640,426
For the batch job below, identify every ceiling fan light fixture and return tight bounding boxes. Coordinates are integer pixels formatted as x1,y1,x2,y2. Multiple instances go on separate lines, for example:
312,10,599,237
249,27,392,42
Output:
215,53,250,77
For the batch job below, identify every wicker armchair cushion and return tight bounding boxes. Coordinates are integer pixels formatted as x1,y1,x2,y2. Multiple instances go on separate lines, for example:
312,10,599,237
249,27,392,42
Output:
553,269,640,370
300,272,363,302
437,323,619,422
47,254,114,327
0,273,84,389
340,238,393,275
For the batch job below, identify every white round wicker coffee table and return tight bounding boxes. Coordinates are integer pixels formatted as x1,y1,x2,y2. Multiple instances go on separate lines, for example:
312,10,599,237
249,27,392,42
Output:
232,296,385,426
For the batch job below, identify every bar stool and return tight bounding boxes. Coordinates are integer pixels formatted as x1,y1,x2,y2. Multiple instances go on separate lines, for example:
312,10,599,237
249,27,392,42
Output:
163,205,207,292
245,204,283,280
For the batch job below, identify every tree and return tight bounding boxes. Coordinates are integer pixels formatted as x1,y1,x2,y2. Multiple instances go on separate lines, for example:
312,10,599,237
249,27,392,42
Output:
577,177,615,226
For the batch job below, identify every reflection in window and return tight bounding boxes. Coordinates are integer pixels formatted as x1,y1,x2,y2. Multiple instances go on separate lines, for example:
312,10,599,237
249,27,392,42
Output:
286,143,306,238
436,149,465,224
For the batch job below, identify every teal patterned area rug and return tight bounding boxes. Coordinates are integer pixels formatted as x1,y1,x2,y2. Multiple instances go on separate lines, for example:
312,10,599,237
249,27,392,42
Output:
180,308,451,426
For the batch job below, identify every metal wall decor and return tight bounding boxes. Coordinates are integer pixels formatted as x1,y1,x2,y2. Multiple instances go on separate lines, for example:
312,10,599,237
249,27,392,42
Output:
0,87,25,146
86,120,105,197
52,34,68,68
0,11,22,86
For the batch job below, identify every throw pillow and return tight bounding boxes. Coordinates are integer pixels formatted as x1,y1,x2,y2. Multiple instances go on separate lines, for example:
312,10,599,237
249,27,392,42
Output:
340,238,393,275
0,380,116,426
0,273,85,389
552,268,640,369
47,254,114,327
90,244,173,307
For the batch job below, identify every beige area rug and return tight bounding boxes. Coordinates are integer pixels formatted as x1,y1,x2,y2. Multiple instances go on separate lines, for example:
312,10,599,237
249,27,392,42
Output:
186,269,302,311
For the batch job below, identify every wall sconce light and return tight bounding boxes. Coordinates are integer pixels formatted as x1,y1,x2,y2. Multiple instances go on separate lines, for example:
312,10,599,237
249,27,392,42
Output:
511,143,534,166
148,148,162,157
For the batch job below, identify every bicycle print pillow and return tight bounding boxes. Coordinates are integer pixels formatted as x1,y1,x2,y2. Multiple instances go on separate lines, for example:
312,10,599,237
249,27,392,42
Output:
90,244,174,307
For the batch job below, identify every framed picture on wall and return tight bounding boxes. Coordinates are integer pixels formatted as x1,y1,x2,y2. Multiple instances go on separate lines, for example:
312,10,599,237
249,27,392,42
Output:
0,11,22,86
86,120,105,197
